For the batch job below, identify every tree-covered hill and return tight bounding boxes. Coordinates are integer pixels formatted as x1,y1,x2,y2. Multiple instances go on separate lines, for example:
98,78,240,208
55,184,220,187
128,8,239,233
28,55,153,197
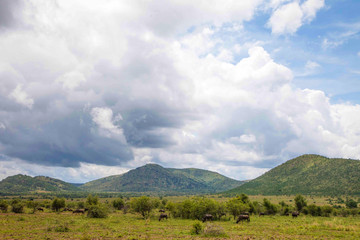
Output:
0,174,81,193
80,164,244,194
226,154,360,196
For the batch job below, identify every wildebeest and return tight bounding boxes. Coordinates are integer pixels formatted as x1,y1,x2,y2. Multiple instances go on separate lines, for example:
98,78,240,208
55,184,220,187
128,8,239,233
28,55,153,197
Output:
202,214,213,222
159,209,165,213
236,215,250,223
62,207,73,212
36,207,44,212
159,213,168,221
292,211,300,218
259,212,265,217
73,209,85,214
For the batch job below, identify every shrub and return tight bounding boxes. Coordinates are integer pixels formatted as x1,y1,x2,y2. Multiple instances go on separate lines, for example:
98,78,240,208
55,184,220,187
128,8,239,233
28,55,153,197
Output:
52,198,66,212
307,204,322,216
346,199,357,209
190,221,203,235
263,198,277,215
11,199,24,213
112,198,125,210
203,223,227,237
130,196,154,219
295,195,307,211
0,200,8,213
86,194,99,206
321,205,333,217
87,205,109,218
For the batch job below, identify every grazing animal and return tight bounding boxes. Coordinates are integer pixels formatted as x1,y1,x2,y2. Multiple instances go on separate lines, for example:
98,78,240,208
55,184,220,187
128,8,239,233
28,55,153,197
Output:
259,212,265,217
159,209,165,213
202,214,213,222
292,211,300,218
62,207,73,212
36,207,44,212
159,213,168,221
73,209,85,214
236,215,250,223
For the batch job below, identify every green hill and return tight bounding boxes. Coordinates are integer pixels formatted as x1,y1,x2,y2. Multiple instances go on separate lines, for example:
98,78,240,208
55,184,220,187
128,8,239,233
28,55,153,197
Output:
80,164,244,194
0,174,81,193
226,154,360,196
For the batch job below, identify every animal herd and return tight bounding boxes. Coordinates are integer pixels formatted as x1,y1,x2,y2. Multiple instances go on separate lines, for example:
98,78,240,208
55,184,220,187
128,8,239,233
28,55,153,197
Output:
157,210,301,223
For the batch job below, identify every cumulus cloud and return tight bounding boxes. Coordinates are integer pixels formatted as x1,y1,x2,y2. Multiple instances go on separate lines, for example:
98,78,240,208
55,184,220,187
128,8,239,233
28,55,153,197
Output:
0,0,359,182
9,84,34,109
268,0,325,35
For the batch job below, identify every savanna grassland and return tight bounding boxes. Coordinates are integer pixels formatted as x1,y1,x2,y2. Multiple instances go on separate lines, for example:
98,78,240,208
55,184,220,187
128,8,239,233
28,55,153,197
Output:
1,210,360,239
1,195,360,239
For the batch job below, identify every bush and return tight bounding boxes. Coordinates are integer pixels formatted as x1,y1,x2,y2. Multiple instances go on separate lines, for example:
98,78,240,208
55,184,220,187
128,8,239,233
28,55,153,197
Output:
263,198,277,215
0,200,8,213
87,205,109,218
86,194,99,206
307,204,322,216
321,205,333,217
295,195,307,211
203,223,227,237
52,198,65,212
112,198,125,210
346,199,357,209
11,199,24,213
130,196,154,219
190,221,203,235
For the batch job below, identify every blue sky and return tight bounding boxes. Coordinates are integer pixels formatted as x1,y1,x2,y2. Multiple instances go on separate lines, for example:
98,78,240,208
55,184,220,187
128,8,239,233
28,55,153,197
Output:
0,0,359,183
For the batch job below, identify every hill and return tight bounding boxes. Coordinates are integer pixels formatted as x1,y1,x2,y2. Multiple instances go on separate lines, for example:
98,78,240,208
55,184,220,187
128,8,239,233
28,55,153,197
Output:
80,164,244,194
0,174,81,193
226,154,360,196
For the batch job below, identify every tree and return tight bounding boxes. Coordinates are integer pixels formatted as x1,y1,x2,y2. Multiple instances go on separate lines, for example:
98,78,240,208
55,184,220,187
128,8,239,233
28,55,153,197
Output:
11,199,24,213
294,194,307,211
112,198,125,210
226,197,248,219
86,194,99,206
52,198,65,212
130,196,154,219
0,200,8,213
263,198,277,215
346,199,357,209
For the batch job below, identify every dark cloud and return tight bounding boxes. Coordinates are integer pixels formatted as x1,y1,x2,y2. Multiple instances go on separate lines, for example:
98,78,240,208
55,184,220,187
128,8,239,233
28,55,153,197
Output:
0,112,133,167
0,0,22,30
122,108,182,148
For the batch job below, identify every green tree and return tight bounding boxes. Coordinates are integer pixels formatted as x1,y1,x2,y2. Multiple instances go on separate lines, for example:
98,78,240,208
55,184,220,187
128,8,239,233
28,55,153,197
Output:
11,199,24,213
0,200,8,213
263,198,277,215
346,199,357,209
112,198,125,210
51,198,65,212
294,194,307,211
86,194,99,206
226,197,248,219
130,196,154,219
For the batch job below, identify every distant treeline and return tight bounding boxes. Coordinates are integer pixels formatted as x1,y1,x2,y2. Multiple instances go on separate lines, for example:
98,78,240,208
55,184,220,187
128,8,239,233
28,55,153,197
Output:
1,194,359,219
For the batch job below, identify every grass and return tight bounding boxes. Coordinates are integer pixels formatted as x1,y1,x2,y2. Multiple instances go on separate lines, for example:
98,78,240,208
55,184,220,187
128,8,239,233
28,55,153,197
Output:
1,210,360,239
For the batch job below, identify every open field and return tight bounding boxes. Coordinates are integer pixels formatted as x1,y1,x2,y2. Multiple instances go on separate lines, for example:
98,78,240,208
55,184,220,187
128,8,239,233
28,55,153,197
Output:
1,210,360,239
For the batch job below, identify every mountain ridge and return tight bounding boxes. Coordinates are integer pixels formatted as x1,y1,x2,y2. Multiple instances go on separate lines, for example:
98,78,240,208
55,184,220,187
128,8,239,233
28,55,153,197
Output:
80,163,244,193
225,154,360,196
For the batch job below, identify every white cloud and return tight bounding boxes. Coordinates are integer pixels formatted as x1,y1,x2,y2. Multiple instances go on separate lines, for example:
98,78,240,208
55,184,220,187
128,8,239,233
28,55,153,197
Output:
90,107,126,143
56,71,86,90
9,84,34,109
357,51,360,57
1,0,360,184
268,0,325,35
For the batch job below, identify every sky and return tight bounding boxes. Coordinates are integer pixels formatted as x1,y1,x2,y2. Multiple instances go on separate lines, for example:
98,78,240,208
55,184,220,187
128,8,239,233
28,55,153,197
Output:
0,0,359,183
